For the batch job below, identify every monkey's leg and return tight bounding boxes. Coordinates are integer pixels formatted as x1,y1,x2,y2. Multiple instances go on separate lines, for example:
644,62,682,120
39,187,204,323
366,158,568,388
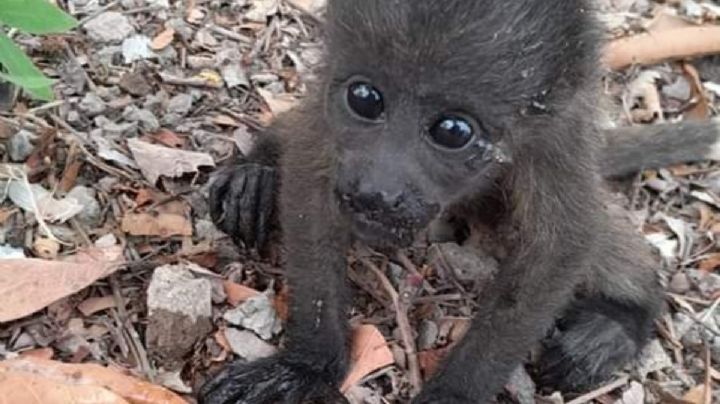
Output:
200,121,352,404
209,133,281,252
538,207,663,390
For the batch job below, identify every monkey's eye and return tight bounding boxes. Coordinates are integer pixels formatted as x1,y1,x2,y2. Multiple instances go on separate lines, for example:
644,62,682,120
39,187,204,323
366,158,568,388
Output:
346,82,384,121
428,115,475,149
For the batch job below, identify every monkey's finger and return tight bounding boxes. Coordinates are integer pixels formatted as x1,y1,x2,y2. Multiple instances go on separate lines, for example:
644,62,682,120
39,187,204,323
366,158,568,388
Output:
220,170,248,244
208,168,234,226
254,166,276,251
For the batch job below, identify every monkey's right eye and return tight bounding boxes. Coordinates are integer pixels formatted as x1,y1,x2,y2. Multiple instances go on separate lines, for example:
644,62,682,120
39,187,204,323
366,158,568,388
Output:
346,82,384,121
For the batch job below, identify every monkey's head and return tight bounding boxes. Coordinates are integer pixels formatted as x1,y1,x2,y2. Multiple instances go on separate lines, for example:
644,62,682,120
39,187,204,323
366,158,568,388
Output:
322,0,598,248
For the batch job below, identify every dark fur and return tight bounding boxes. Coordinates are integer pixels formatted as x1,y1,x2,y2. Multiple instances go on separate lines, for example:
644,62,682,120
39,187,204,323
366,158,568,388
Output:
201,1,664,403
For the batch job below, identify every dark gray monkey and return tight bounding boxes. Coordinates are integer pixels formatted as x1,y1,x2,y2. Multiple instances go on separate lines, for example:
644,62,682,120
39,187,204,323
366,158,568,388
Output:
199,1,716,402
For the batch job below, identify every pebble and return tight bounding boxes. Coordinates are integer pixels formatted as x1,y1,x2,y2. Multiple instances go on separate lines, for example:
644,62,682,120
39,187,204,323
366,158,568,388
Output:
67,186,101,226
78,92,106,116
167,93,193,116
668,272,691,294
118,71,153,96
8,130,36,162
84,12,135,44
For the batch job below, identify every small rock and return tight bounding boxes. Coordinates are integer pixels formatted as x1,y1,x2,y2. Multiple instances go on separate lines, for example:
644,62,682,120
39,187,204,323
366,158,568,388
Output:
146,264,212,367
688,269,720,298
635,339,672,379
668,272,691,294
662,77,692,101
67,186,101,225
122,35,155,64
118,71,153,96
0,245,25,259
84,12,134,43
78,92,106,116
429,242,498,285
9,130,36,162
616,381,644,404
417,320,439,351
166,93,193,116
123,106,160,131
224,328,277,361
506,366,536,404
221,64,249,88
223,292,282,340
94,116,138,137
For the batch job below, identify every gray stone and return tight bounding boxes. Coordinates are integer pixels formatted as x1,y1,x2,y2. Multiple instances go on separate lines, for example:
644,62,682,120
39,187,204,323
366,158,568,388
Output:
506,366,536,404
688,269,720,298
223,292,282,340
417,320,439,350
635,339,672,379
121,35,155,64
224,328,277,361
429,242,498,285
9,130,36,162
668,272,691,294
123,106,160,131
146,265,212,368
78,92,106,116
94,116,138,137
167,93,193,116
84,12,134,44
67,186,101,225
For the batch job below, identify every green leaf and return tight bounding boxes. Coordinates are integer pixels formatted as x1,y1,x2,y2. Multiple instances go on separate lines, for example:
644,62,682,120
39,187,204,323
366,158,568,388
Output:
0,31,54,100
0,0,77,34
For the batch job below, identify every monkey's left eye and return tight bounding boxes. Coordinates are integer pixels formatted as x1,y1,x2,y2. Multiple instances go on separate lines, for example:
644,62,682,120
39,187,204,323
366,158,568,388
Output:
346,82,384,121
428,115,475,149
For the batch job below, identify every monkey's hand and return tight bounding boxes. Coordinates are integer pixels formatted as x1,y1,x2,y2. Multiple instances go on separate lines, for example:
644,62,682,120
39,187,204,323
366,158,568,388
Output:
199,354,348,404
209,163,277,251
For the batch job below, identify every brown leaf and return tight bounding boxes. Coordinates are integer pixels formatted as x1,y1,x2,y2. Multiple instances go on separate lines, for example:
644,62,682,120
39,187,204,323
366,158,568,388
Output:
681,62,710,120
682,385,706,404
223,281,260,306
273,284,289,321
19,348,54,360
151,129,186,148
417,347,451,380
212,115,240,127
340,325,394,392
256,88,298,117
121,200,193,237
0,357,187,404
0,245,124,322
77,296,117,316
151,27,175,50
698,253,720,272
127,138,215,184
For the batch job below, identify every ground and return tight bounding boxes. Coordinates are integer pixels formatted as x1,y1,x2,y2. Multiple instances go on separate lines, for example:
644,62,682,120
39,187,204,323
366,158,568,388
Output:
1,0,720,403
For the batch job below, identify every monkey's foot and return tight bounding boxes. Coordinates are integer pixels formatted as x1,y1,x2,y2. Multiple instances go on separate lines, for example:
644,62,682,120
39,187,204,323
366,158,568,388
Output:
538,297,652,391
209,163,277,252
199,355,348,404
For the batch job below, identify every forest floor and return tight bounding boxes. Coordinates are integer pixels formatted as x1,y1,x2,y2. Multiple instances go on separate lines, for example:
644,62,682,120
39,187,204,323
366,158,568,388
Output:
1,0,720,403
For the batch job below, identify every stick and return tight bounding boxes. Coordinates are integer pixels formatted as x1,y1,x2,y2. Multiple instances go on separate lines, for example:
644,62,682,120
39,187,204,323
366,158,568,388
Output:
566,376,629,404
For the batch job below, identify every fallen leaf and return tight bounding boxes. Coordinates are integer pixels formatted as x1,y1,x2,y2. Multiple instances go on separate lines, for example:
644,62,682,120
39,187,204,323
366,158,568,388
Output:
151,27,175,50
121,200,193,237
417,347,451,380
257,88,298,116
0,357,186,404
341,325,394,392
8,181,83,223
212,114,240,127
682,62,710,120
223,281,260,306
77,296,117,316
273,284,289,321
127,138,215,184
19,348,54,360
682,385,706,404
151,129,186,148
0,245,124,322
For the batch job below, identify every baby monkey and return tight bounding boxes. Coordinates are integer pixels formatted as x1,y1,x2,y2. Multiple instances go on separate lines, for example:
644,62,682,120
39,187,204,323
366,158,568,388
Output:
200,1,678,402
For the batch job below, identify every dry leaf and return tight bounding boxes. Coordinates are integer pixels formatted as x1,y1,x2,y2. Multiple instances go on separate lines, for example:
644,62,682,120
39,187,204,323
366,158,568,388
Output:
121,200,193,237
256,88,298,116
0,357,186,404
0,245,124,322
681,62,710,120
212,115,240,127
8,181,83,223
682,385,706,404
340,325,394,392
417,347,451,380
19,348,54,360
604,26,720,70
77,296,117,316
127,138,215,184
151,27,175,50
223,281,260,306
151,129,186,148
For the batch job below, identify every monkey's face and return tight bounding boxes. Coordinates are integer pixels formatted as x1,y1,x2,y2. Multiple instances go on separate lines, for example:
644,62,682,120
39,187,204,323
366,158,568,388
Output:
329,77,509,249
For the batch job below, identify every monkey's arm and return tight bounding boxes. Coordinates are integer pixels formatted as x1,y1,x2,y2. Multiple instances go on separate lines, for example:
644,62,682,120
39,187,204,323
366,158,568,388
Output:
209,133,281,251
414,153,599,403
201,112,352,404
601,117,720,177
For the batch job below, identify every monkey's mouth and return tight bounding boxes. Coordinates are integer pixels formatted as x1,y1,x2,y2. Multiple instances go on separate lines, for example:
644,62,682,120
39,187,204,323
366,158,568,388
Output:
338,195,440,249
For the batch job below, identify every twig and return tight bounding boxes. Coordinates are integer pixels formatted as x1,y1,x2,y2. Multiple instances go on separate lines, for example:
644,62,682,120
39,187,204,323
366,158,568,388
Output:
78,0,120,26
208,25,252,43
361,257,422,394
109,274,154,380
284,0,324,24
565,375,629,404
159,72,224,88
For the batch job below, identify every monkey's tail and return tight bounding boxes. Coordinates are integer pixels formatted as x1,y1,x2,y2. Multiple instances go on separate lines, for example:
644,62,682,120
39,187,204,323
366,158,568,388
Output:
600,118,720,178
